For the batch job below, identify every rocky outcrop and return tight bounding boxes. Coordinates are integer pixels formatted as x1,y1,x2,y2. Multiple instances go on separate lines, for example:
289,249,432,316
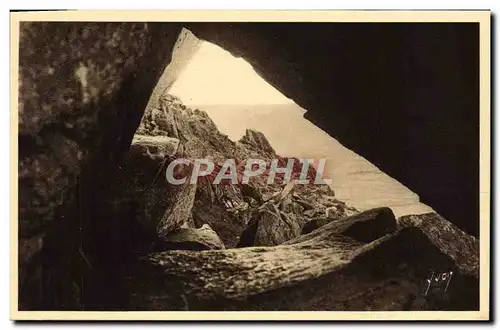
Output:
136,94,356,245
110,135,186,233
239,129,276,154
238,182,303,247
399,212,479,278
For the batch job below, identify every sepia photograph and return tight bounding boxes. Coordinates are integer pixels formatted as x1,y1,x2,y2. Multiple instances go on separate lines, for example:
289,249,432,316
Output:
10,10,490,320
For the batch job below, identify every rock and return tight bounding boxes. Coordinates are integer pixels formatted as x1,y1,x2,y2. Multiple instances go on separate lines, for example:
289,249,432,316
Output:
398,212,479,278
110,137,192,235
156,173,197,236
237,206,301,248
18,22,182,239
127,210,478,311
239,128,276,154
301,217,331,234
131,135,180,159
290,207,397,245
155,224,225,251
17,22,184,310
303,209,319,218
237,182,303,247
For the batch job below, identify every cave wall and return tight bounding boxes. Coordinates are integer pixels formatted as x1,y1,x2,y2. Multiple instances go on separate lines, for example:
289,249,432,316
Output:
18,22,184,309
187,23,480,236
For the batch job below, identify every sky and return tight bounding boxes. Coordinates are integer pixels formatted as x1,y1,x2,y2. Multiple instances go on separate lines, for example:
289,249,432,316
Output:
168,41,294,106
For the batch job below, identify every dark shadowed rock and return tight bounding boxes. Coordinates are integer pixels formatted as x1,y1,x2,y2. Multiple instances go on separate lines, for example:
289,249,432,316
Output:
18,22,182,239
156,179,197,236
301,217,331,234
187,23,480,237
192,199,249,249
237,182,304,247
398,212,479,278
342,207,397,243
127,212,478,311
110,136,191,235
289,207,397,245
18,22,183,310
155,224,225,251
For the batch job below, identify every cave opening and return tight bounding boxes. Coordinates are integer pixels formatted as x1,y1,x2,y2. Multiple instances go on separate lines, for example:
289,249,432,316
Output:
142,28,434,218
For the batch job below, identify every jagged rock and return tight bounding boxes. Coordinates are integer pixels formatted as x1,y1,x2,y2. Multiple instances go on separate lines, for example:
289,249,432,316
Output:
192,178,252,248
237,182,304,247
155,224,225,251
398,212,479,278
239,128,276,154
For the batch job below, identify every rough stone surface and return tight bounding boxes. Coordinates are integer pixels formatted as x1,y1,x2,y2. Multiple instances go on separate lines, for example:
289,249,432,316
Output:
146,226,390,301
18,22,182,238
399,212,479,278
17,22,183,310
238,182,303,247
301,217,333,235
239,129,276,154
128,214,478,311
155,224,226,251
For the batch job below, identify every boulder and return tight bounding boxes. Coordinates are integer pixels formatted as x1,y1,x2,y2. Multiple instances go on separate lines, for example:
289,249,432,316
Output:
290,207,398,245
131,135,180,158
237,182,304,247
398,212,479,278
155,224,226,251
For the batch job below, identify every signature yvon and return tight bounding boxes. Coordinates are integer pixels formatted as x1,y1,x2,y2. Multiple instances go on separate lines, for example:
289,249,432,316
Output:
425,271,453,296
